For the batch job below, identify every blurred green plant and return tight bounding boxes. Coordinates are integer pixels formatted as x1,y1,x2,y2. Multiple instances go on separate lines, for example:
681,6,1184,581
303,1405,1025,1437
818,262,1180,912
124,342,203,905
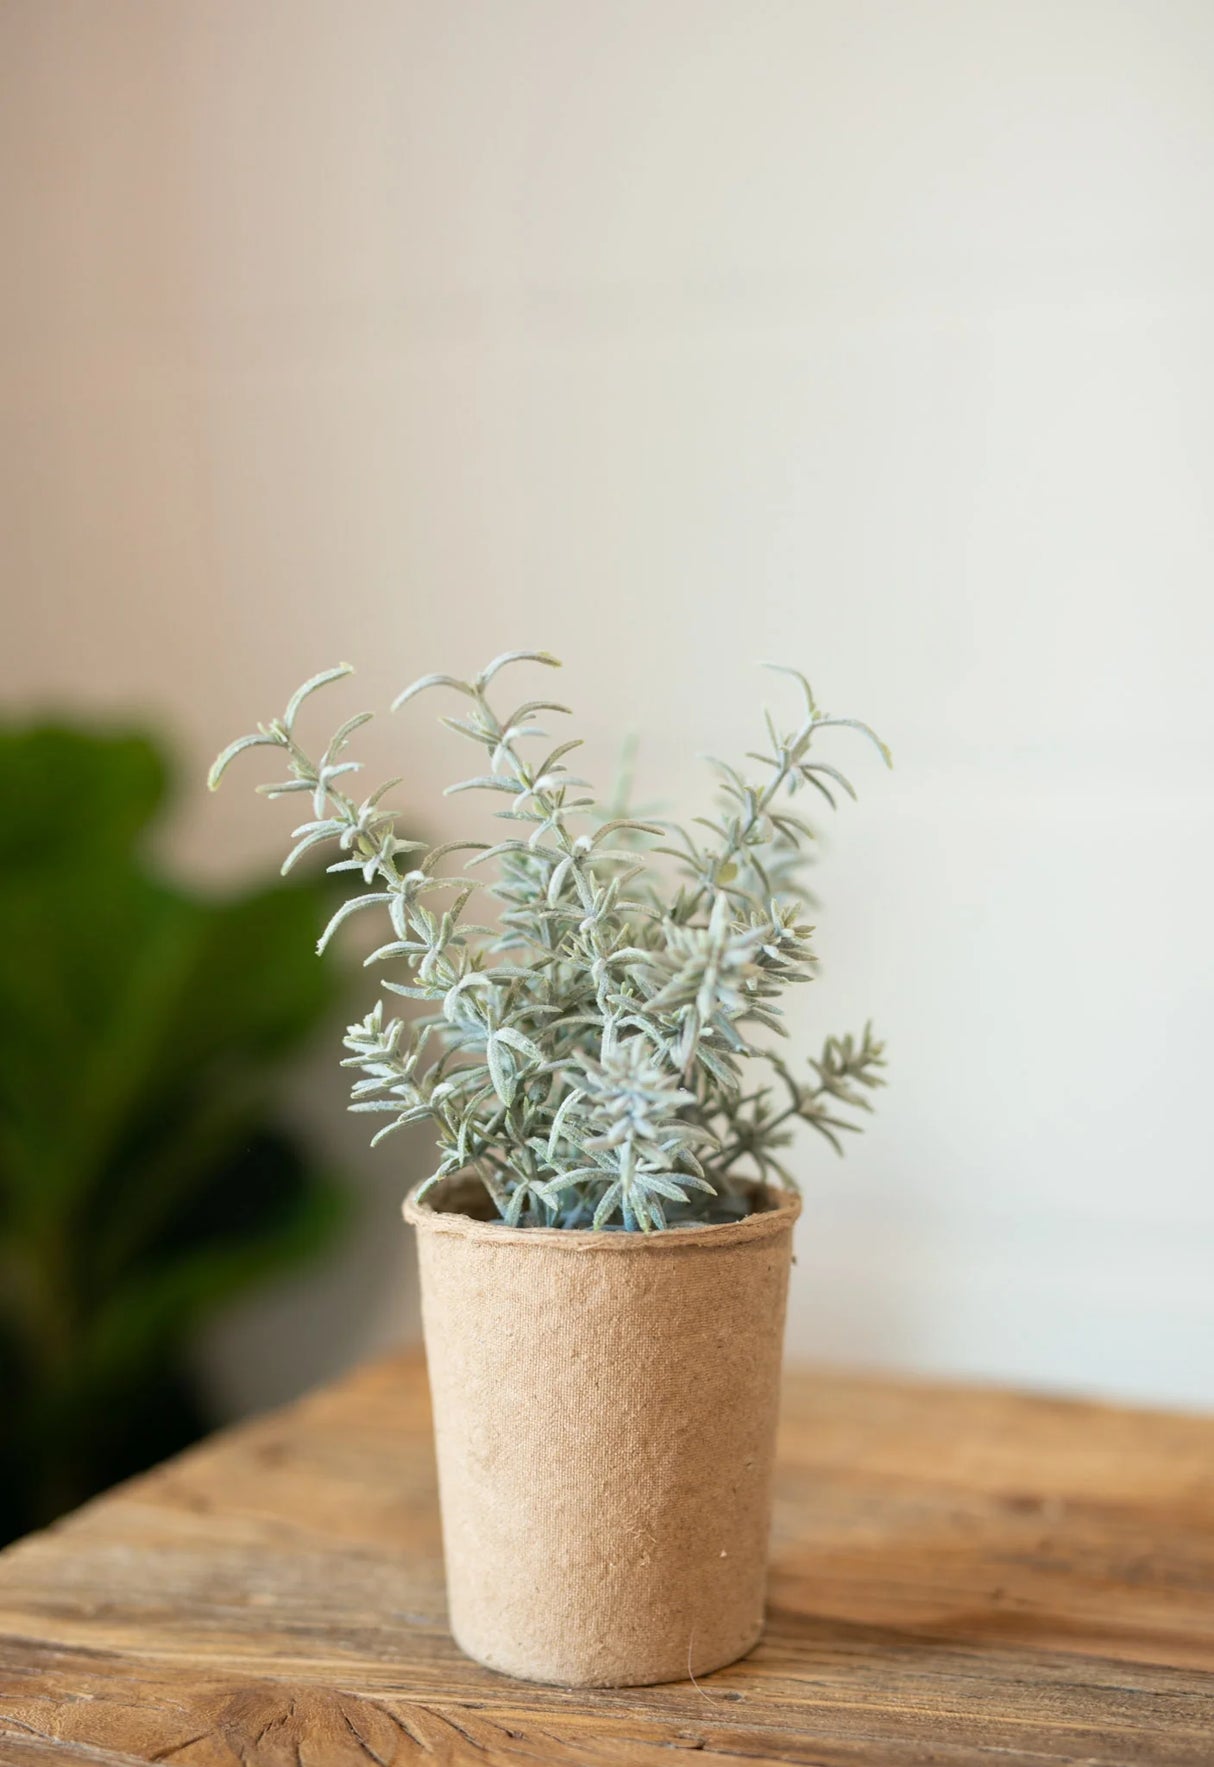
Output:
0,723,346,1544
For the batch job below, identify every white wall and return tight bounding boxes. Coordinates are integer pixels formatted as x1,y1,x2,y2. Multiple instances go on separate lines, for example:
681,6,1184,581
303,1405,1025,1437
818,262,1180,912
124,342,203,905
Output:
3,1,1212,1409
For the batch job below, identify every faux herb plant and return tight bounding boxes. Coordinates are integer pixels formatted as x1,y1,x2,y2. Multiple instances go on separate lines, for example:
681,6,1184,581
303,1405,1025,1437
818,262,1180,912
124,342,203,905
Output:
211,652,888,1232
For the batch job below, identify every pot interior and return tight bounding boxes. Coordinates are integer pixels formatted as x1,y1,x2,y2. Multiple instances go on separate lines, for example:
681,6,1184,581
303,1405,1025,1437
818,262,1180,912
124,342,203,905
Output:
422,1171,783,1226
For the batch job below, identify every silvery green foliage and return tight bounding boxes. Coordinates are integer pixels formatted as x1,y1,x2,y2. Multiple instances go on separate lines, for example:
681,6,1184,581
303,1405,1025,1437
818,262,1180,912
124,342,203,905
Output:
210,652,889,1231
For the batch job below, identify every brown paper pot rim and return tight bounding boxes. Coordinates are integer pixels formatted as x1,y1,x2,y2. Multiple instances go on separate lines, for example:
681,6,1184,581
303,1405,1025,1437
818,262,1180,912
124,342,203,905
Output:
403,1174,801,1251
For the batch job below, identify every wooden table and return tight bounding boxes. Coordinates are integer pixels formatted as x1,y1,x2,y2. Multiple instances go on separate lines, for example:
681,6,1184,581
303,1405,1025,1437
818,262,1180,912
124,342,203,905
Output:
1,1355,1212,1765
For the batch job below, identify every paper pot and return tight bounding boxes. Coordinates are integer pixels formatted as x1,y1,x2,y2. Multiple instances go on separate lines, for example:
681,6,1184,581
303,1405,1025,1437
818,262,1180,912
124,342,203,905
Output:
403,1177,800,1687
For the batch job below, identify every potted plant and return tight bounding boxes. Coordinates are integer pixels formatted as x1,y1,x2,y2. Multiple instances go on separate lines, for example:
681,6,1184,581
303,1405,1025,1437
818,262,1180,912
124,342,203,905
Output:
211,650,888,1687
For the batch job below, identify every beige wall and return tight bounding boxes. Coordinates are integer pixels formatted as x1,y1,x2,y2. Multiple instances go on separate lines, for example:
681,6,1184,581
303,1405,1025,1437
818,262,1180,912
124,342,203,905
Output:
3,1,1213,1409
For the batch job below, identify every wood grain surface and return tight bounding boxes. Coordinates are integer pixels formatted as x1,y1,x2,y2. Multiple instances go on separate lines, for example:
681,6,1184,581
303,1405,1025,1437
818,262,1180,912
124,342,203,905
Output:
1,1353,1212,1765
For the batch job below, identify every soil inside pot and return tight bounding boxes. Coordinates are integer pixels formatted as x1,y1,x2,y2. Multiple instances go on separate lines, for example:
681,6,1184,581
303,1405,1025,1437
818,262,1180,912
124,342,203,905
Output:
422,1172,780,1230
